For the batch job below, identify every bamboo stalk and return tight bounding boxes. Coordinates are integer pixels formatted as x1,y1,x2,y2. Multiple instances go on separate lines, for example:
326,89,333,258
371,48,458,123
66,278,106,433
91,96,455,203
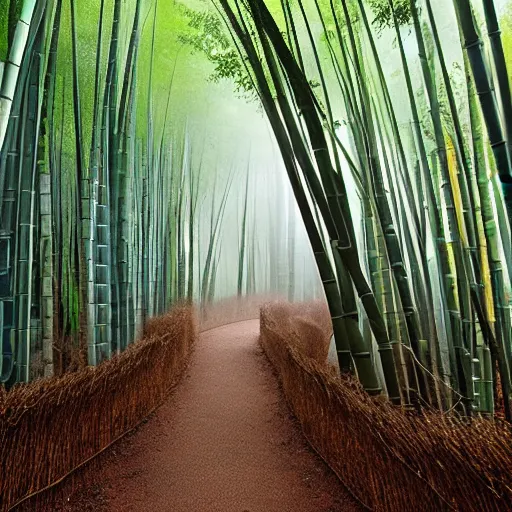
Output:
0,0,37,152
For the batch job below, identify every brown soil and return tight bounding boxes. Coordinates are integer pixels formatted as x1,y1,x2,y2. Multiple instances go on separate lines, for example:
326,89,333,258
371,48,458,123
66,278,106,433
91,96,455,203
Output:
47,320,361,512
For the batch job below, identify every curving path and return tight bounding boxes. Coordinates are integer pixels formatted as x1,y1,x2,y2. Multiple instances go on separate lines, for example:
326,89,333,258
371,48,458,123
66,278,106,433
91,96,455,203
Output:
66,320,360,512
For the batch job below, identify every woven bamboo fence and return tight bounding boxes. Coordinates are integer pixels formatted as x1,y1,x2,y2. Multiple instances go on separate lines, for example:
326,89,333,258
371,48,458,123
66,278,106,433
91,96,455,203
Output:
260,302,512,512
0,306,195,512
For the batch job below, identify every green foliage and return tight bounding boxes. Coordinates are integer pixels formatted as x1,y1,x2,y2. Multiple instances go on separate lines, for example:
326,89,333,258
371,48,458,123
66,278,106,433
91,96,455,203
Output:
367,0,411,32
0,0,9,60
0,0,21,61
501,1,512,76
178,8,256,99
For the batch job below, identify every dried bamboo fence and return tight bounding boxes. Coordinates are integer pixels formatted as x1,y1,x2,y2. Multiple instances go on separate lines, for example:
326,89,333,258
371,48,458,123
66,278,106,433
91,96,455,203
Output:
0,306,195,512
260,302,512,512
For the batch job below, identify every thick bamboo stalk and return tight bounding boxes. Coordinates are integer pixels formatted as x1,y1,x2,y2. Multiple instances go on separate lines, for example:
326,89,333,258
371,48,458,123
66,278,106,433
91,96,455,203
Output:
454,0,512,226
90,0,112,364
70,0,90,365
481,0,512,156
14,18,44,382
38,0,62,378
0,0,37,152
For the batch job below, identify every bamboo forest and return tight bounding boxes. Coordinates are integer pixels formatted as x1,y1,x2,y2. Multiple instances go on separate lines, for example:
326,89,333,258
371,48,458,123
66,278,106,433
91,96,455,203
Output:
2,0,512,510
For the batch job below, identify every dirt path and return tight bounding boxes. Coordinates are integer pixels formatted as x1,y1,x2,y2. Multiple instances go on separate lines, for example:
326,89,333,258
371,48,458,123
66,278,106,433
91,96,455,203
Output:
65,320,361,512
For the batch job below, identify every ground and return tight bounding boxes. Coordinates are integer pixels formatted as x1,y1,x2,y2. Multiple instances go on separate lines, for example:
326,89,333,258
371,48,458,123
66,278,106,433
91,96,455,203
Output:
25,320,361,512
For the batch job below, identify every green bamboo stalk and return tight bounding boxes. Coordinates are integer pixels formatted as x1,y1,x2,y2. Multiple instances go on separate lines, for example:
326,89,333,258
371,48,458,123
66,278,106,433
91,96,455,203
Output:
53,74,65,373
453,0,512,227
0,0,37,152
249,193,258,296
0,1,45,381
124,51,139,341
69,0,89,365
469,70,503,414
187,150,202,302
481,0,512,157
201,168,232,306
287,185,295,302
116,0,142,349
14,10,46,381
39,0,63,378
357,0,424,240
237,163,250,297
145,0,157,319
177,144,187,301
